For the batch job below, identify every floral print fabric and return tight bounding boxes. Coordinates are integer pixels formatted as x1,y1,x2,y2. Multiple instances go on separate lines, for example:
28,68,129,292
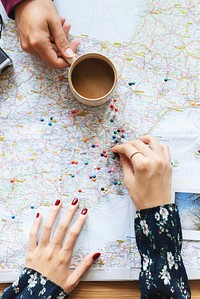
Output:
1,204,191,298
1,268,69,299
135,204,191,299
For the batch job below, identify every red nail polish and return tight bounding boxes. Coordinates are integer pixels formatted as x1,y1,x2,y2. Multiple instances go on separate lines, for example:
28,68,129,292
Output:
55,199,61,206
71,198,78,205
81,208,88,215
93,252,101,260
36,213,40,218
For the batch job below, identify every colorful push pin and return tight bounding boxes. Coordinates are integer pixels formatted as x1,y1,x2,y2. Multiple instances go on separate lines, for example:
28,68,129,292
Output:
50,117,53,121
48,121,52,126
40,117,44,122
91,144,95,148
84,161,88,165
128,82,136,86
164,78,168,82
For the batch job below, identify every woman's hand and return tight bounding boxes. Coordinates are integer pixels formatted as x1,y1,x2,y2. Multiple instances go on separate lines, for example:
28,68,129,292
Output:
111,135,172,210
25,199,100,293
14,0,79,68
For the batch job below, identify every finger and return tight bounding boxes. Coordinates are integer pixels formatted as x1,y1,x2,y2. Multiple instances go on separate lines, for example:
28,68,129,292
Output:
27,213,42,251
161,144,171,162
39,200,62,245
34,39,69,68
48,19,76,63
50,20,69,43
67,252,100,291
128,139,156,157
69,39,80,52
120,153,135,177
139,135,165,158
60,18,66,26
62,208,88,254
111,143,142,161
62,22,71,38
49,39,79,59
52,198,79,245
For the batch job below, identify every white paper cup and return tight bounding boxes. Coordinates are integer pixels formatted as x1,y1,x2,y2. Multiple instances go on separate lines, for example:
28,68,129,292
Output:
68,53,117,106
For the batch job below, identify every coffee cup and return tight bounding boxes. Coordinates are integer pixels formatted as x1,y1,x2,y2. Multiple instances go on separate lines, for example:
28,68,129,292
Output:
67,53,117,106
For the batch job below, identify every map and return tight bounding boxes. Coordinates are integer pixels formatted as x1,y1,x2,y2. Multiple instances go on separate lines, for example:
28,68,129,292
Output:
0,0,200,282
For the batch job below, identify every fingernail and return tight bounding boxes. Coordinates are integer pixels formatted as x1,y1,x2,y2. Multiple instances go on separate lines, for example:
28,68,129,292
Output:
55,199,61,206
71,198,78,205
65,48,75,57
81,208,88,215
36,213,40,218
93,252,101,260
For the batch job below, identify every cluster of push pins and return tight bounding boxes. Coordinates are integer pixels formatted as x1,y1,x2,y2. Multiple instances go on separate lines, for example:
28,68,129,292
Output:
40,116,54,126
10,101,126,219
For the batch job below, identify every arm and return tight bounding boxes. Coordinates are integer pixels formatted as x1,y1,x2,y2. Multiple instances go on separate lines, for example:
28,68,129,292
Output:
111,135,191,299
2,199,100,298
1,0,23,19
1,268,69,298
135,204,191,298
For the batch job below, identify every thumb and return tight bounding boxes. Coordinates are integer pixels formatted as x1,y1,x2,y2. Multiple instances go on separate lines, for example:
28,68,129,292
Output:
48,19,76,64
119,154,135,182
66,252,101,292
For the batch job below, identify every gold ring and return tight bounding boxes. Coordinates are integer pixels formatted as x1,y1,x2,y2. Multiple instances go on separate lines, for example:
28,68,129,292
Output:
130,151,142,160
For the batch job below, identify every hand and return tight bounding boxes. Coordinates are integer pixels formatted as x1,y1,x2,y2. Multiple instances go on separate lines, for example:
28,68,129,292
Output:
14,0,79,68
25,199,100,292
111,135,172,210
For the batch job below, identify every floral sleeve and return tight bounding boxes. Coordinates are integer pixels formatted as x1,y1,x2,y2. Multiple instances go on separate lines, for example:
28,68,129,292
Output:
1,268,69,299
135,204,191,299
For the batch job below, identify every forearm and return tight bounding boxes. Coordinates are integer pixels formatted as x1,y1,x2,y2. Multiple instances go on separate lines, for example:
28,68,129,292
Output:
135,204,191,299
1,0,24,19
1,267,69,298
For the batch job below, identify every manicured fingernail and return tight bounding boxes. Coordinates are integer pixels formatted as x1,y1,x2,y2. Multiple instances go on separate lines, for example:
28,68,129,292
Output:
93,252,101,260
65,48,75,57
36,213,40,218
71,198,78,205
81,208,88,215
55,199,61,206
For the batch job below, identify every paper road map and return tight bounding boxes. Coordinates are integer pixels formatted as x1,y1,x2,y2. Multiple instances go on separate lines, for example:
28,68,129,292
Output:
0,0,200,282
